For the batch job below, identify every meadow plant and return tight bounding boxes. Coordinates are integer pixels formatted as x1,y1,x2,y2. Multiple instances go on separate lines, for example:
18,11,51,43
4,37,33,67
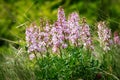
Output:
81,18,94,50
113,31,120,45
25,7,117,57
26,7,95,54
51,6,68,53
26,23,41,53
97,22,113,51
68,12,81,46
24,6,120,80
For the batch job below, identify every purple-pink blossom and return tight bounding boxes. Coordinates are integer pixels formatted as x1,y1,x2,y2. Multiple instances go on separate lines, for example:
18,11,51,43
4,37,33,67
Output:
114,31,120,45
81,19,94,50
68,12,81,46
97,22,113,51
25,6,119,55
26,23,41,52
51,6,69,52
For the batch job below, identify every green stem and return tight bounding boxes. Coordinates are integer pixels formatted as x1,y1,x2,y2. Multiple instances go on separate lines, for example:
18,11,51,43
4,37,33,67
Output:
33,51,37,60
59,47,62,58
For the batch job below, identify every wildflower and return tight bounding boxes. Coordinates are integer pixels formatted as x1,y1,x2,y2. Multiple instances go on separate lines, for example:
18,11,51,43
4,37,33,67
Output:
51,6,68,52
97,22,112,51
68,12,81,46
44,21,50,32
26,22,50,53
43,21,52,47
26,23,40,52
81,18,94,50
57,6,69,36
57,6,66,23
114,31,120,45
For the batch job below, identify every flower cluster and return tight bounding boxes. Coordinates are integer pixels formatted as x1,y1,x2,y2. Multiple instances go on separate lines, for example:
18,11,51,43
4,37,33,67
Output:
113,31,120,45
51,6,69,53
26,21,52,53
25,7,94,54
26,6,118,60
97,22,113,51
26,23,41,53
68,12,81,46
81,18,94,50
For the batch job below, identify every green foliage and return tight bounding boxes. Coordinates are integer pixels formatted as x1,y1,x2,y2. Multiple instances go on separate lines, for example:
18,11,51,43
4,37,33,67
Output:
0,45,120,80
32,46,120,80
34,47,95,79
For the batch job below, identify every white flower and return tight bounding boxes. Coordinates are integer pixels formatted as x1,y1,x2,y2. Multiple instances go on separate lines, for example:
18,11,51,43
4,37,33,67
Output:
29,54,35,60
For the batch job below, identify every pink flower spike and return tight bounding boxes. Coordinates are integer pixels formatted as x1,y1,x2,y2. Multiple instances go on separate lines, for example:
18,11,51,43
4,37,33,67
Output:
114,31,120,45
97,22,112,51
68,12,81,46
57,6,66,22
81,18,94,50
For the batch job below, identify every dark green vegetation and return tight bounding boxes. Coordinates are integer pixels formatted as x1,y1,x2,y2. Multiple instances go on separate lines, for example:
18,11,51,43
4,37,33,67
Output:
0,0,120,80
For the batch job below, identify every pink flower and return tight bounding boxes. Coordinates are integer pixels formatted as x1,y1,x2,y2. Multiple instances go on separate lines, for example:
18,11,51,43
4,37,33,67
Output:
81,19,94,50
68,12,81,46
58,35,64,41
26,23,40,52
97,22,112,51
82,21,93,49
26,22,51,53
114,31,120,45
57,6,68,35
44,21,50,32
51,6,69,52
57,6,66,23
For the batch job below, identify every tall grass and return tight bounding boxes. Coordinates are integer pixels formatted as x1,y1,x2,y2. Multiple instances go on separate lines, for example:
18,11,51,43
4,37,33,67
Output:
0,47,35,80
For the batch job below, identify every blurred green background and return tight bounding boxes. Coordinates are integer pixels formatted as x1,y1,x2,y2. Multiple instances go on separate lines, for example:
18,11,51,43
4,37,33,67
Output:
0,0,120,50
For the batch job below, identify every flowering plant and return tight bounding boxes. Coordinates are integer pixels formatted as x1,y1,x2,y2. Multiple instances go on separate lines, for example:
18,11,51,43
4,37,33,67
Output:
24,6,120,80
